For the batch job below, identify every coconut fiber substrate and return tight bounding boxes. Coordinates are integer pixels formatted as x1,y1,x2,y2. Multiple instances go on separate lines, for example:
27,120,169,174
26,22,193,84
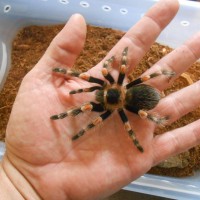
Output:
0,24,200,177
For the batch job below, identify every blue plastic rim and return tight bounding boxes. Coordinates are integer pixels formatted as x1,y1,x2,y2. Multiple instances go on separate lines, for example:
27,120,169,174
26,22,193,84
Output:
0,0,200,199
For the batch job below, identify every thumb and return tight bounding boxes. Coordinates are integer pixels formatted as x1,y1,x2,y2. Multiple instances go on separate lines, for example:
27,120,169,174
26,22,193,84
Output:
41,14,87,70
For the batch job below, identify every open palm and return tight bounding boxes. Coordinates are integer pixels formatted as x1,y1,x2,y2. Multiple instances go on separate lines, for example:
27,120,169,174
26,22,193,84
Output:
4,1,200,200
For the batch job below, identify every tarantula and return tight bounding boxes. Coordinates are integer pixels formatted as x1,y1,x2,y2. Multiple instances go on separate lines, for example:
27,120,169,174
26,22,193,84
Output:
51,47,175,152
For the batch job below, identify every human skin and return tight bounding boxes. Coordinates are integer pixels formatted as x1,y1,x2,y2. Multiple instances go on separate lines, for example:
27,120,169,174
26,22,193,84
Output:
1,0,200,199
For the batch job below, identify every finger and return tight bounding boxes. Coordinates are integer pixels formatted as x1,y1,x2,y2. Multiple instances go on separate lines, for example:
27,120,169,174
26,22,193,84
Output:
39,14,87,70
89,0,179,76
122,0,179,71
145,31,200,91
155,80,200,123
152,119,200,166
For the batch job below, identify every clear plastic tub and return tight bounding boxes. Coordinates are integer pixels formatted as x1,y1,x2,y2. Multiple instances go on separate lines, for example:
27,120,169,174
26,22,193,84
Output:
0,0,200,199
0,141,5,160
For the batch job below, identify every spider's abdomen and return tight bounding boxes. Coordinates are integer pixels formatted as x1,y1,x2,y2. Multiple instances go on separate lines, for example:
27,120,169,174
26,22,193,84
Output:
125,84,161,113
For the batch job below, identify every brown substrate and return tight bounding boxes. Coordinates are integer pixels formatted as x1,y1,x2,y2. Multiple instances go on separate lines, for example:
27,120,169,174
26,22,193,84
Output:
0,24,200,177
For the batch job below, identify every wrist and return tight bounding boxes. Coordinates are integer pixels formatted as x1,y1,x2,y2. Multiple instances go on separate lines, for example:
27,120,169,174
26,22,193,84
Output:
0,160,24,200
0,154,41,200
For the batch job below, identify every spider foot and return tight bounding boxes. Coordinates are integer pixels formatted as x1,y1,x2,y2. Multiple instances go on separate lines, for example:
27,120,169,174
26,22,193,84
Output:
52,67,80,76
162,70,176,82
128,130,144,152
50,112,68,120
72,129,85,141
52,67,66,74
117,47,129,85
50,103,94,120
161,70,176,77
148,115,169,126
71,111,112,141
126,70,176,89
69,86,102,94
138,110,169,126
118,109,144,152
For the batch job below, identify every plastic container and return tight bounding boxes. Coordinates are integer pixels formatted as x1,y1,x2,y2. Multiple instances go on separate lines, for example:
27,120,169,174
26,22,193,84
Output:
0,141,5,160
0,0,200,199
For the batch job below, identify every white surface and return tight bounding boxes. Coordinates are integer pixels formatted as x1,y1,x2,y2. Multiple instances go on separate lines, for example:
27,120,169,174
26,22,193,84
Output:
0,141,5,160
0,0,200,199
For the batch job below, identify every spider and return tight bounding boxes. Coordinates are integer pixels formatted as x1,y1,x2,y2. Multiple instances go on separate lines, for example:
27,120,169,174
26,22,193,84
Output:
50,47,175,152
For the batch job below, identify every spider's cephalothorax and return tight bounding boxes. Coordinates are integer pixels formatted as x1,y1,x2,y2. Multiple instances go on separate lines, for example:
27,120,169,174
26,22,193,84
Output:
51,47,175,152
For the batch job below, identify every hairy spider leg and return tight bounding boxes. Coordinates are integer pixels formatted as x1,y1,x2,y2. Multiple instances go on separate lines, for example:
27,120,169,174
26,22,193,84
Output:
117,47,129,85
138,110,169,126
50,102,105,120
52,68,106,86
126,70,176,89
118,109,144,152
69,86,102,94
72,110,112,140
102,56,115,84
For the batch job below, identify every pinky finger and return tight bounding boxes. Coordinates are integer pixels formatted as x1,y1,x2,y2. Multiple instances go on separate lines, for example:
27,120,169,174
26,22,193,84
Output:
152,119,200,166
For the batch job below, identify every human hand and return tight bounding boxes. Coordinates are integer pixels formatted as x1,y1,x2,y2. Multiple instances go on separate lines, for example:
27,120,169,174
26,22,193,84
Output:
2,0,200,199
